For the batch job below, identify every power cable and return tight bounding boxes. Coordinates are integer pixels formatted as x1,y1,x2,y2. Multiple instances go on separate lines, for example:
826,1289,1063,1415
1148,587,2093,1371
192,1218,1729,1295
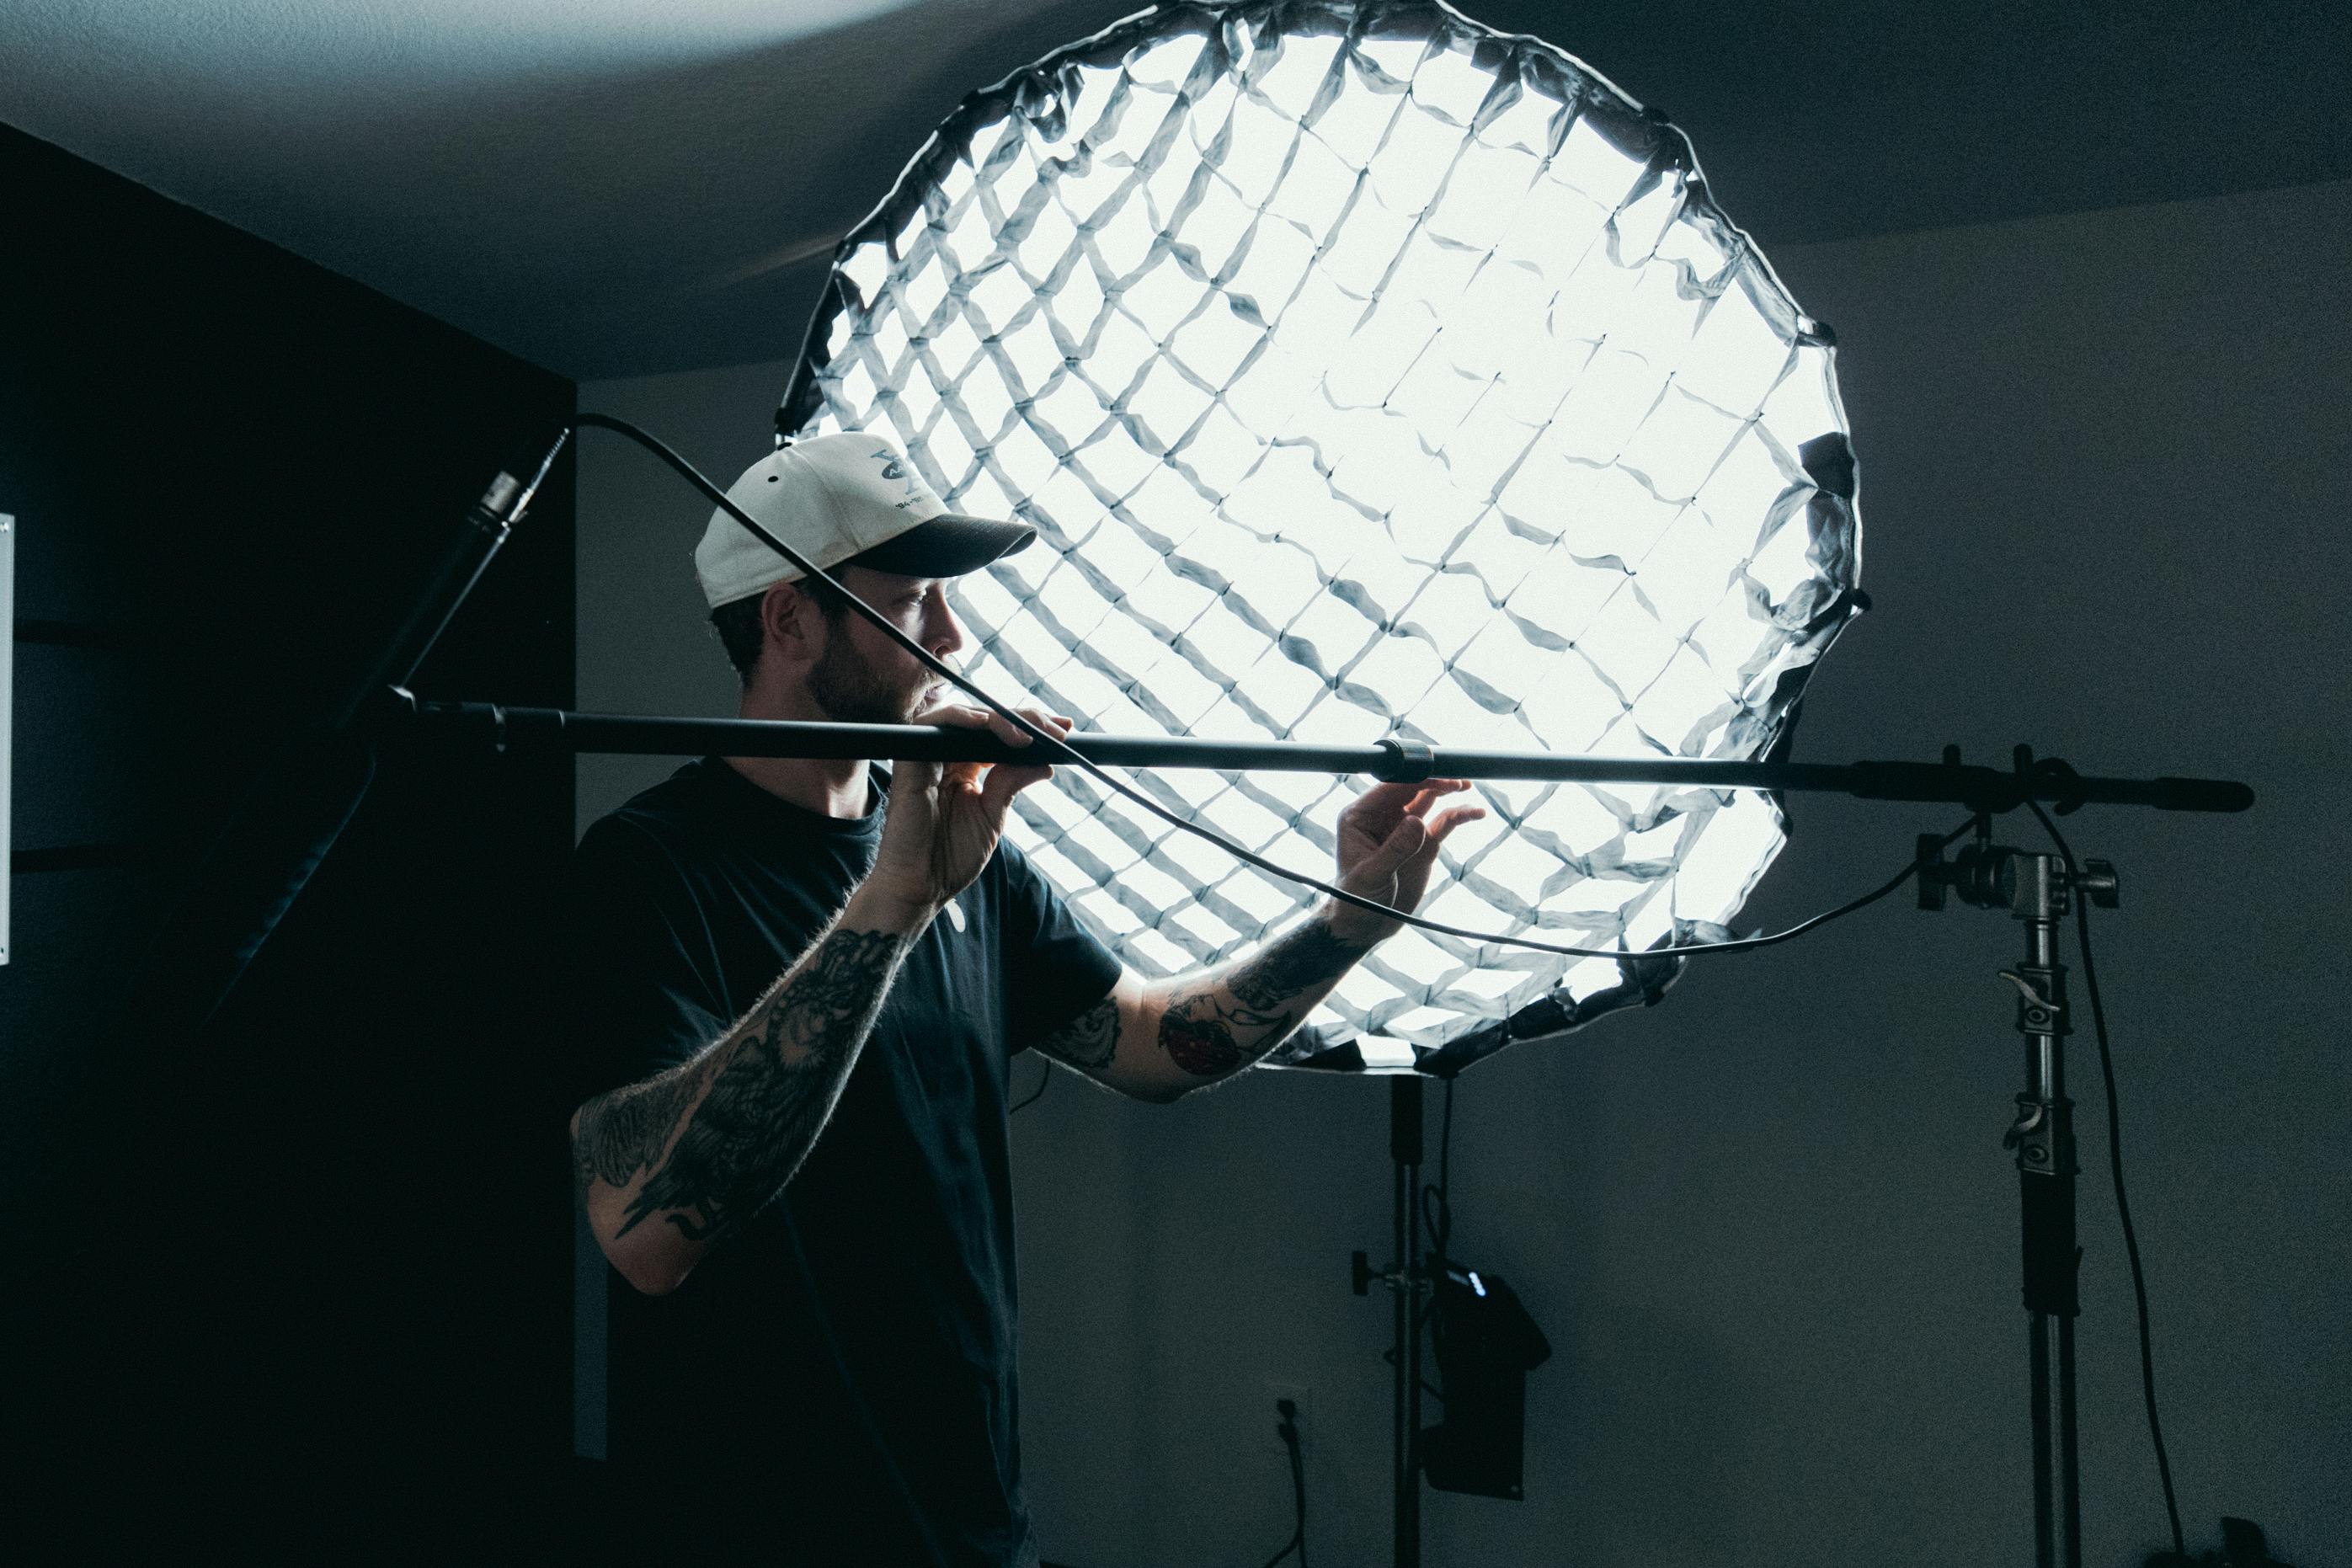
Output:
574,414,2123,1567
1011,1056,1053,1114
569,413,1954,1568
574,413,1976,966
1257,1396,1308,1568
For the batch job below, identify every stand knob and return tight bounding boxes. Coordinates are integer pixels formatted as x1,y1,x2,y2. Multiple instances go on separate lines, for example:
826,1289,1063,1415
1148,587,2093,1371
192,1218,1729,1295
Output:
2077,859,2120,909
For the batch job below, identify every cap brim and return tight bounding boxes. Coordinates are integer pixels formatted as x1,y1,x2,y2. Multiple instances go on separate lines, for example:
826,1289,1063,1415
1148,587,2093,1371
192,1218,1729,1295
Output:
845,513,1037,579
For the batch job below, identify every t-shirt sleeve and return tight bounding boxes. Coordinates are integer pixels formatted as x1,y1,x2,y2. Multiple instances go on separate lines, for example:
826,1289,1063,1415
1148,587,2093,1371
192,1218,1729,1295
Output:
562,814,733,1109
995,839,1124,1049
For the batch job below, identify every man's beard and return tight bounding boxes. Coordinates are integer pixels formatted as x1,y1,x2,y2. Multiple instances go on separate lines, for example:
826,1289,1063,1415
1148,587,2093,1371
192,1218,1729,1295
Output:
807,621,933,725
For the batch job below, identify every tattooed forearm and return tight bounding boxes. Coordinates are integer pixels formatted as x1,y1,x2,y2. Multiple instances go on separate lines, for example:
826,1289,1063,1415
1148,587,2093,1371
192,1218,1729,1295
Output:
1037,994,1120,1071
1228,917,1373,1013
1157,914,1370,1080
1159,992,1289,1076
573,1069,704,1204
577,925,912,1245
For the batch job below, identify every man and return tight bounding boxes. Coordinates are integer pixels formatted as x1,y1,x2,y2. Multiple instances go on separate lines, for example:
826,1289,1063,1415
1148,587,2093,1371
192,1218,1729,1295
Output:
567,433,1481,1564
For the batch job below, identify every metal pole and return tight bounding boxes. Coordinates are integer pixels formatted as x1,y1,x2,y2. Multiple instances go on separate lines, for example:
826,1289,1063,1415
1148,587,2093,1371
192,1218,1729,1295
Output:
1391,1075,1424,1568
387,699,2255,815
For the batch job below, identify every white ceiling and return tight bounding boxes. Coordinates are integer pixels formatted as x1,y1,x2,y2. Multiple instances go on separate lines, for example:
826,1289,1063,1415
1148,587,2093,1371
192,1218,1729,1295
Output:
1,0,1138,377
4,0,2345,381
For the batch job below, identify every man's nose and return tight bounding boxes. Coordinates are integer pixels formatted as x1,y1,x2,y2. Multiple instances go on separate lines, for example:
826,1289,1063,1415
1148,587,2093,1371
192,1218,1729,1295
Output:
927,590,969,661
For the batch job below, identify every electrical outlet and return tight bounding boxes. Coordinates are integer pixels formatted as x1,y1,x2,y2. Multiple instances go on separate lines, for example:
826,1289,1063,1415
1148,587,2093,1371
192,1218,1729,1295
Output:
1265,1379,1311,1470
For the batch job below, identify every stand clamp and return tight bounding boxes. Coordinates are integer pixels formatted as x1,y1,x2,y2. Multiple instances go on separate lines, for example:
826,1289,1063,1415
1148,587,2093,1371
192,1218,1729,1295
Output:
2002,967,2068,1037
1352,1250,1432,1297
1373,736,1437,784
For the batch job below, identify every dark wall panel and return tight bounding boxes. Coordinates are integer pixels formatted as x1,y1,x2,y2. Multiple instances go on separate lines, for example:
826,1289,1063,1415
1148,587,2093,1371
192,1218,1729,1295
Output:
0,121,579,1550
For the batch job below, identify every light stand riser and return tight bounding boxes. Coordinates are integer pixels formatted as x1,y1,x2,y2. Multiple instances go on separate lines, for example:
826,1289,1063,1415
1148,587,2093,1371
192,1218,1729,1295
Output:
2013,893,2083,1567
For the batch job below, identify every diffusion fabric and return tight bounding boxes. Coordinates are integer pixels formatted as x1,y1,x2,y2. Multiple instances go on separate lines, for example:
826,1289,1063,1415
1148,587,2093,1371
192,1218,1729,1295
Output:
781,0,1862,1068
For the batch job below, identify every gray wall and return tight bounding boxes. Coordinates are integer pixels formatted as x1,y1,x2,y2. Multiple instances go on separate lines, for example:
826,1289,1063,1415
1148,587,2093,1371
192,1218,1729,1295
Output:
573,356,805,834
575,179,2352,1565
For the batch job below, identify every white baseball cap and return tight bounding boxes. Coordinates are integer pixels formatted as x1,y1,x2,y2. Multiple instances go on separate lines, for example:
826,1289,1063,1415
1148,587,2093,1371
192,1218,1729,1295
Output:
695,432,1036,610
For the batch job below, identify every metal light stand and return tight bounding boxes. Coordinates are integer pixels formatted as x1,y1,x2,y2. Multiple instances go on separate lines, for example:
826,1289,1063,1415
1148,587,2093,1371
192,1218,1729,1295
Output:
1918,794,2120,1568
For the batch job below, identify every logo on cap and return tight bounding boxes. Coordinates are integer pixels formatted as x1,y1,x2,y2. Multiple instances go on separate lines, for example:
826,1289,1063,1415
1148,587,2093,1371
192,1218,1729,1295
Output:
874,446,923,511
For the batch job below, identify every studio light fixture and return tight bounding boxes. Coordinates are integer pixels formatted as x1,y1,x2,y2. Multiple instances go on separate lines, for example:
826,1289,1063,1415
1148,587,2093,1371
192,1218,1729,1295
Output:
780,0,1863,1062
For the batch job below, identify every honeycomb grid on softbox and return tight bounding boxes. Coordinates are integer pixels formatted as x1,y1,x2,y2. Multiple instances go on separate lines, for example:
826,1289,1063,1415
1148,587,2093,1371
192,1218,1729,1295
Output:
779,0,1862,1068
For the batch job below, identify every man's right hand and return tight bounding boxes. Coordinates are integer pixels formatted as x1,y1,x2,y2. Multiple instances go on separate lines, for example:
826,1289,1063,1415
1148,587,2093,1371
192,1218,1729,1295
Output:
580,705,1074,1297
861,700,1071,922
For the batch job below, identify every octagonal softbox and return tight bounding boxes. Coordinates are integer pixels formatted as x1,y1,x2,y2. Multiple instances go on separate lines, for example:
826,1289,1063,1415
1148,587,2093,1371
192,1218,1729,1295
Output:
778,0,1862,1071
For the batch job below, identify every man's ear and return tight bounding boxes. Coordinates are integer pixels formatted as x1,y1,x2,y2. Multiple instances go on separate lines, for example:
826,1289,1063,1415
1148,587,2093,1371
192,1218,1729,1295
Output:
759,579,819,661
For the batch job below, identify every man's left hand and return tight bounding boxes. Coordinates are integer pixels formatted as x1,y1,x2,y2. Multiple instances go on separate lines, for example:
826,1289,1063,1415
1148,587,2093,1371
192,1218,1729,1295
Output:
1326,778,1485,946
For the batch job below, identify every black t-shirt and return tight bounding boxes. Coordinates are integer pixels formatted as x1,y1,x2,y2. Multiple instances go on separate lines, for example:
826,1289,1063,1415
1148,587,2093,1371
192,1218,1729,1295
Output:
567,757,1122,1565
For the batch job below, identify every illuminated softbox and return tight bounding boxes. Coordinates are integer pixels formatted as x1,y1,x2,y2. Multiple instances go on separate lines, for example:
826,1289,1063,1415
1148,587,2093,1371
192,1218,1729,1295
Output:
779,0,1862,1065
